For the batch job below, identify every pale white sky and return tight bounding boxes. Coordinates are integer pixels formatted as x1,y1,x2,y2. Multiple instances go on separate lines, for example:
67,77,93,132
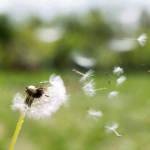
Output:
0,0,149,22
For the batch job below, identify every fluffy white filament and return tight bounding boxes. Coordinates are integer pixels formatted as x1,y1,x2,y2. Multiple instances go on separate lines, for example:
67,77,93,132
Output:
123,33,147,46
105,123,121,137
117,76,126,86
108,91,119,98
113,66,123,76
87,109,103,121
80,69,94,82
11,74,68,119
39,81,49,84
82,81,95,97
137,33,147,46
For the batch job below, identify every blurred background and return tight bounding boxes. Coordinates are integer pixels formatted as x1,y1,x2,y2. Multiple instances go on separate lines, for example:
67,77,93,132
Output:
1,0,150,150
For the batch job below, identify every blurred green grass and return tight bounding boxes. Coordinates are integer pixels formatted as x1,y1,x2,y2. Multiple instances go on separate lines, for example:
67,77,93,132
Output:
1,70,150,150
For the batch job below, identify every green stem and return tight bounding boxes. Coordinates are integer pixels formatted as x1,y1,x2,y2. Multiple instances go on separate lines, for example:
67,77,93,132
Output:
9,114,25,150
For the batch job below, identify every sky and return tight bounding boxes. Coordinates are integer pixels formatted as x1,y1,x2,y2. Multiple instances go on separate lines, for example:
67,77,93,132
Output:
0,0,150,22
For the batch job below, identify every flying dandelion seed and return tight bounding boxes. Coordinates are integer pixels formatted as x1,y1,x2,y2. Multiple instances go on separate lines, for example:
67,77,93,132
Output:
137,33,147,46
117,76,126,86
82,80,107,97
113,66,123,76
108,91,119,98
82,80,96,97
72,69,94,82
123,33,147,46
79,69,94,82
105,122,121,137
87,109,103,121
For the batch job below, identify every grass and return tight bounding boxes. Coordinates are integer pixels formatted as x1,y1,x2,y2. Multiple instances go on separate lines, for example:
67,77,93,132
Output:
0,70,150,150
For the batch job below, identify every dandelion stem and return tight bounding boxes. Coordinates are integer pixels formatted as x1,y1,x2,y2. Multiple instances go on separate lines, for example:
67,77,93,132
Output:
9,114,25,150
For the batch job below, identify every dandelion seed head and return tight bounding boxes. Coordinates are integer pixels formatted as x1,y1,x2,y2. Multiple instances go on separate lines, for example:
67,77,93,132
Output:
27,86,37,94
113,66,123,76
137,33,147,46
11,75,68,119
117,76,126,86
108,91,119,98
80,69,94,82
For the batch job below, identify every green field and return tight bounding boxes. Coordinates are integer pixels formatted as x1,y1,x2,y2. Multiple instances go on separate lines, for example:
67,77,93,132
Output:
1,70,150,150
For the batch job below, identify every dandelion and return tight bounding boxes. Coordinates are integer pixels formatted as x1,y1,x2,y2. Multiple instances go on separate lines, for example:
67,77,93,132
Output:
113,66,123,76
82,79,107,97
105,122,121,137
9,74,68,150
117,76,126,86
72,69,94,82
12,75,68,118
123,33,147,46
87,109,103,121
108,91,119,98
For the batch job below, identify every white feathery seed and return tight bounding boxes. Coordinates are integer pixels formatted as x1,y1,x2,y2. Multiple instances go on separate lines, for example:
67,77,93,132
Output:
82,80,95,97
108,91,119,98
113,66,123,76
11,74,68,119
137,33,147,46
105,123,119,131
80,69,94,82
117,76,126,86
105,122,121,137
123,33,147,46
87,109,103,121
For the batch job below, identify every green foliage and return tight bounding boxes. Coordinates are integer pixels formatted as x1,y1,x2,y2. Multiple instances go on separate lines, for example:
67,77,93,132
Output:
0,10,150,71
